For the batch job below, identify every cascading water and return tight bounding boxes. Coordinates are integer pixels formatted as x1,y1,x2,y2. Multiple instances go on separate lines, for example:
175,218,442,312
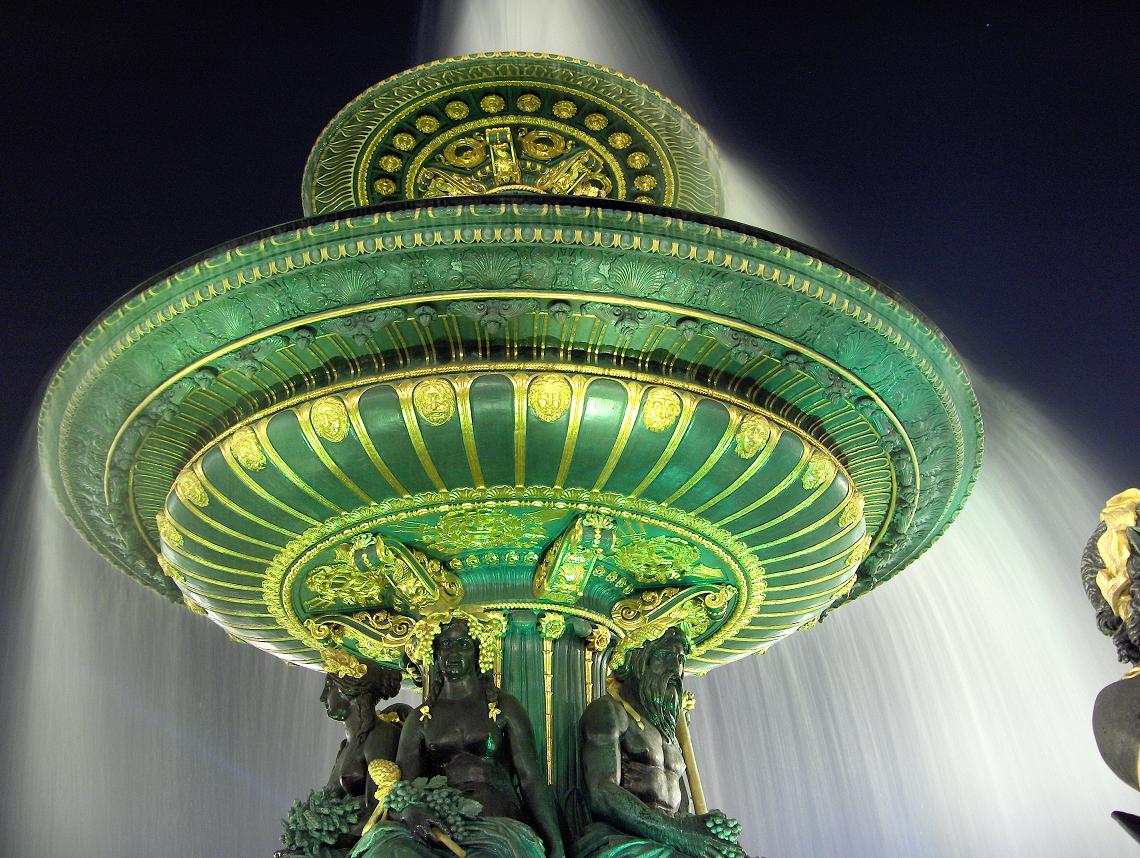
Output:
2,3,1133,857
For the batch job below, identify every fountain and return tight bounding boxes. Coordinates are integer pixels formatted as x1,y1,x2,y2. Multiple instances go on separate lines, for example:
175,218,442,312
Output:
37,53,982,855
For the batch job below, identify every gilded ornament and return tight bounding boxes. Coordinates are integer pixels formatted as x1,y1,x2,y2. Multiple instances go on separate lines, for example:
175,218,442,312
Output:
174,470,209,507
734,414,774,459
156,553,184,584
424,507,547,554
321,647,366,679
487,700,502,721
373,178,396,195
1093,489,1140,621
304,562,384,610
520,129,569,161
479,93,505,113
414,114,440,133
516,93,541,112
802,450,838,490
406,609,507,674
442,137,488,168
614,535,702,583
587,625,612,652
552,99,577,118
444,100,469,120
419,704,432,720
642,387,682,432
634,173,658,191
634,195,654,204
528,373,572,422
412,378,456,426
584,112,608,130
392,132,416,151
845,533,872,567
608,132,632,149
311,396,350,442
308,610,414,664
610,585,735,669
838,491,865,528
155,511,183,548
539,612,567,639
378,154,402,172
534,516,609,603
228,427,266,471
627,151,650,169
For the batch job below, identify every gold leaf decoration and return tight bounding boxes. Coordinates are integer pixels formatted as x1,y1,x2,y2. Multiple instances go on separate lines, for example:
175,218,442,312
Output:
516,93,541,112
156,554,184,584
614,535,702,583
414,115,440,133
444,100,469,119
412,378,456,426
321,647,367,679
735,414,775,459
539,612,567,639
801,450,838,490
311,397,350,442
528,373,572,422
552,99,577,118
407,609,507,675
845,533,872,568
392,132,416,151
584,112,608,130
642,387,682,432
174,470,209,507
155,512,183,548
228,427,266,471
839,491,865,528
480,94,505,113
424,508,547,554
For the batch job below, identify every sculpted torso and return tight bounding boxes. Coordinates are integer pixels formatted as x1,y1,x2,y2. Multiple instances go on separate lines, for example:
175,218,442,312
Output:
609,696,687,814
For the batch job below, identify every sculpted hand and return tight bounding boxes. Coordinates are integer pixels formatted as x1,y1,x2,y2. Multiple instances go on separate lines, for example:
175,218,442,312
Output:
674,828,745,858
400,804,448,846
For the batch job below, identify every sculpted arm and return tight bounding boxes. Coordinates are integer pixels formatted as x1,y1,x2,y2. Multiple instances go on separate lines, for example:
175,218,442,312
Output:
580,698,685,848
395,709,426,780
502,695,565,858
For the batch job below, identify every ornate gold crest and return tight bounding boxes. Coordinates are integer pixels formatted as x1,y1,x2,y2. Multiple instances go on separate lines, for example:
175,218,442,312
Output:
528,373,572,422
413,378,456,426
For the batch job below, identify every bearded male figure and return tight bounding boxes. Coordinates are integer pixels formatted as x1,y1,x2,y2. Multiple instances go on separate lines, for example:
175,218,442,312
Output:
576,627,749,858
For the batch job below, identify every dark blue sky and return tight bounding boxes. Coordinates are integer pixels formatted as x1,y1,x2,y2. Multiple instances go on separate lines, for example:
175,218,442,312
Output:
3,2,1136,485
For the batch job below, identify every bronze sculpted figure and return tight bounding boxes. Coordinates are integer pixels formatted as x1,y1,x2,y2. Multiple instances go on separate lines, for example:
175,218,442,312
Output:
352,615,566,857
576,626,749,858
321,664,410,815
278,663,409,857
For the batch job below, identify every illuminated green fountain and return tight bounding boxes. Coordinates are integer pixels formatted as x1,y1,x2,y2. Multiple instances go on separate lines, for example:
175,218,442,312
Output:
39,53,981,856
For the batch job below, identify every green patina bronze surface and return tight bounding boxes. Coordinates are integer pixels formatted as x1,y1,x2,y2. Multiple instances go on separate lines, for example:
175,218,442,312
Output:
39,53,980,679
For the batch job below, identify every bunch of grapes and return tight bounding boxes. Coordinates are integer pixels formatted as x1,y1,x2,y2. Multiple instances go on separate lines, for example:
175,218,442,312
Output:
705,813,742,844
280,787,359,857
383,776,484,844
